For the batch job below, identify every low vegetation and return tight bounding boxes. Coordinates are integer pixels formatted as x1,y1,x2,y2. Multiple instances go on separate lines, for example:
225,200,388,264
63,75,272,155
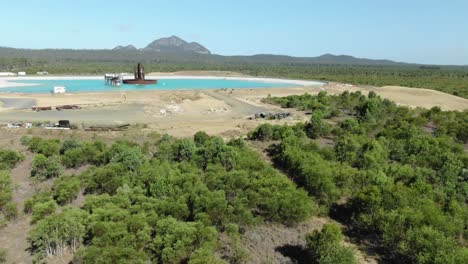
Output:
250,91,468,263
18,133,314,263
0,150,24,222
306,223,356,264
0,90,466,263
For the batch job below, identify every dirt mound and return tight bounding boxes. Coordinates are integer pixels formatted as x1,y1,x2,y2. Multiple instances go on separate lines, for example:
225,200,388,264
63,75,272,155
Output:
374,86,468,111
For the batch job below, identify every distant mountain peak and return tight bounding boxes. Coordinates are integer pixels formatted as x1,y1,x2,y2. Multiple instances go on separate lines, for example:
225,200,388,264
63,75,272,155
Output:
113,45,137,51
143,36,211,54
112,36,211,54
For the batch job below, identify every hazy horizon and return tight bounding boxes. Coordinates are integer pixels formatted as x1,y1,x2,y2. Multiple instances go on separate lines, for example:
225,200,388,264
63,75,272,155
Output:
1,0,467,65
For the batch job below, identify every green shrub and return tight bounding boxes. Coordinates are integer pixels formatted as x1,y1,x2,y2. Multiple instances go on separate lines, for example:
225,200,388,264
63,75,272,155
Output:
0,150,24,169
28,137,61,157
23,192,53,214
0,171,12,209
306,224,356,264
82,163,128,195
60,139,82,154
52,176,81,204
152,218,219,264
173,139,197,162
0,249,6,264
305,110,332,139
20,135,32,146
194,131,210,146
3,202,18,220
31,154,63,180
29,208,88,261
31,200,57,223
62,141,106,168
105,143,146,172
62,148,87,168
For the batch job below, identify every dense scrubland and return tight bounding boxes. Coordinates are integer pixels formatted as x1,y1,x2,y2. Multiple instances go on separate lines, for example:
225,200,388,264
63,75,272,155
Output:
2,133,317,263
0,91,467,263
249,91,468,263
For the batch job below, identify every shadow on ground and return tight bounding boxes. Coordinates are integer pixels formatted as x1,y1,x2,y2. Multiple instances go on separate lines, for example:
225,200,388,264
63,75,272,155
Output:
329,203,391,264
275,244,314,264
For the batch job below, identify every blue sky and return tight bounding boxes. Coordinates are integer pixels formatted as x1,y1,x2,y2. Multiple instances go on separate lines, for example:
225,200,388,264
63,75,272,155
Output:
1,0,467,65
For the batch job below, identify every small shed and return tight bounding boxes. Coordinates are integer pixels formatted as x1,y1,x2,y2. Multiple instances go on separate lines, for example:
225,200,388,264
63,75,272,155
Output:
0,72,16,76
53,86,66,93
58,120,70,128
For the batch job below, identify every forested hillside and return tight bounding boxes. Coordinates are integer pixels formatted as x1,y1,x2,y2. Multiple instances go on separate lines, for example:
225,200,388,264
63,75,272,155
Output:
249,91,468,263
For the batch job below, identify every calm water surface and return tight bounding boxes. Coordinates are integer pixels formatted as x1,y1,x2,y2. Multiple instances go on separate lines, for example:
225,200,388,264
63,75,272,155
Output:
3,79,301,93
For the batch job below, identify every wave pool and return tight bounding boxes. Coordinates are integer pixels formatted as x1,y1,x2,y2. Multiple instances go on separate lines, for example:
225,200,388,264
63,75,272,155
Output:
0,78,319,94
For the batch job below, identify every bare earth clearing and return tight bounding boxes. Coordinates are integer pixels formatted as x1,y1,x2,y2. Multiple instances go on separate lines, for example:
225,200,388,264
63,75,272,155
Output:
0,77,466,138
0,153,34,264
241,217,377,264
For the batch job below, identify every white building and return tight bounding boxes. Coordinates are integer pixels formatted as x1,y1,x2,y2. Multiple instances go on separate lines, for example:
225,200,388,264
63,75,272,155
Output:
36,71,49,75
53,86,66,93
0,72,17,76
17,71,26,76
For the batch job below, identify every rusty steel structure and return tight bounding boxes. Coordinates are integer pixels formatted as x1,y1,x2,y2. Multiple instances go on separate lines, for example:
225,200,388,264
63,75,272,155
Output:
123,63,157,85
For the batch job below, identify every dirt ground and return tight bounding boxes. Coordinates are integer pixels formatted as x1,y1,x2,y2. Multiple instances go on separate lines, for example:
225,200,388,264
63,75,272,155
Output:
0,155,34,264
362,85,468,110
240,217,377,264
0,81,465,139
0,87,316,138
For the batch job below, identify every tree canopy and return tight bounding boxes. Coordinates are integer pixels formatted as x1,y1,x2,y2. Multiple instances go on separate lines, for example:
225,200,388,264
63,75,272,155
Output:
251,91,468,263
25,134,313,263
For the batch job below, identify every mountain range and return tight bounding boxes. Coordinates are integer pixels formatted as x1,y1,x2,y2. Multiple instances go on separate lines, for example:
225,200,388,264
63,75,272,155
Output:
113,36,211,54
0,35,447,66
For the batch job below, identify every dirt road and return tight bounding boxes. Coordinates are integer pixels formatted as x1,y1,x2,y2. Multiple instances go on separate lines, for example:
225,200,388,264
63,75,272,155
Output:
204,90,267,116
0,98,37,109
0,83,465,138
0,155,34,264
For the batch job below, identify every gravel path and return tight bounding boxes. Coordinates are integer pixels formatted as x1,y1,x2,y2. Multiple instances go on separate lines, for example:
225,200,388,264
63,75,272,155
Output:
0,155,34,264
204,90,267,116
0,104,146,124
0,98,36,109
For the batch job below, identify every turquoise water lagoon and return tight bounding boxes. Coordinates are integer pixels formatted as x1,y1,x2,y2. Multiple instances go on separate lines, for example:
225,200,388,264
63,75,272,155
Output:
2,78,303,93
